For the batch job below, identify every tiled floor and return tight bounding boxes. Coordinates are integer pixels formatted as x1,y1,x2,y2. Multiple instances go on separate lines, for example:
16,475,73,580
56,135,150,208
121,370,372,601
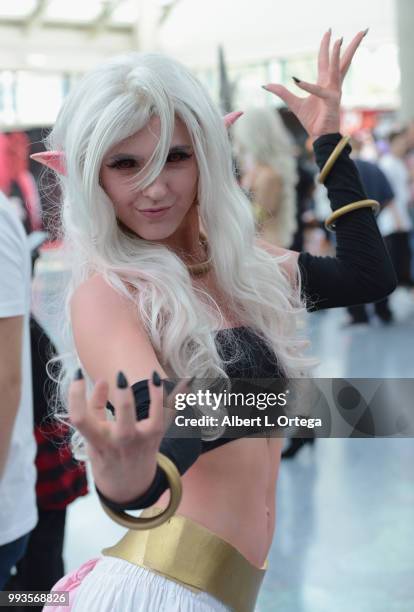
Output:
259,290,414,612
33,270,414,611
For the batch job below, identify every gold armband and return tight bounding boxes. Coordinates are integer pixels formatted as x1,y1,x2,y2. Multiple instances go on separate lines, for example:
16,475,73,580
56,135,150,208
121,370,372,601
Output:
325,199,380,232
318,135,351,184
99,452,182,530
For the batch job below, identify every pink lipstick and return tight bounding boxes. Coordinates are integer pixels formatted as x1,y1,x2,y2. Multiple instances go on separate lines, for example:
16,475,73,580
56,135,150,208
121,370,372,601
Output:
138,206,172,219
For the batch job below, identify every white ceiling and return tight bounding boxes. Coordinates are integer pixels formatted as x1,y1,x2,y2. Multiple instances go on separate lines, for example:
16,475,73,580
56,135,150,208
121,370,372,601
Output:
0,0,399,74
0,0,403,127
0,0,176,72
159,0,397,69
0,0,140,28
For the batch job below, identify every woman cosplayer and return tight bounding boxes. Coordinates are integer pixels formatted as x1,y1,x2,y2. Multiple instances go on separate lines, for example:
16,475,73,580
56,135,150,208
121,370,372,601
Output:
36,30,395,612
232,107,298,249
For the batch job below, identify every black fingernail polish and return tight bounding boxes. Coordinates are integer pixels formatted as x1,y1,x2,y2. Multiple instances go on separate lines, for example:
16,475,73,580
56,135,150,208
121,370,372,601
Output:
188,376,196,386
292,76,301,83
117,371,128,388
152,371,162,387
74,368,83,380
261,85,269,91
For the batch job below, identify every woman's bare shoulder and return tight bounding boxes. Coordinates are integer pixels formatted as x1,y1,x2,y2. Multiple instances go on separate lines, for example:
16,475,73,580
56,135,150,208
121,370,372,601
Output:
254,165,282,185
70,273,142,353
255,238,299,286
71,273,133,315
244,165,281,190
70,274,163,387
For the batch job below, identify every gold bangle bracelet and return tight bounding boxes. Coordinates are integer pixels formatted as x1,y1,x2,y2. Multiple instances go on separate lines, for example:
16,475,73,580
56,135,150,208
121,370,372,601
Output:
318,135,351,184
325,199,380,232
99,452,182,530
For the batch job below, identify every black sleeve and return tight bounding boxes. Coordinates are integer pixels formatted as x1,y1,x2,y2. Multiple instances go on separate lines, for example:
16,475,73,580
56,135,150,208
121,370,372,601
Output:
96,379,202,511
298,133,397,312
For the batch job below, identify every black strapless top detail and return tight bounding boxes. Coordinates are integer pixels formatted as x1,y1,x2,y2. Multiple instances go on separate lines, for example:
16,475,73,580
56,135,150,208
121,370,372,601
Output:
214,326,284,379
200,326,287,453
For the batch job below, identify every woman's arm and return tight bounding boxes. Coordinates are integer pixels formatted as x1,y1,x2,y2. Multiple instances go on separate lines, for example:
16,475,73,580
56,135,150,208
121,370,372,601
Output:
70,275,201,508
258,138,397,312
297,135,397,311
100,379,202,510
259,29,396,311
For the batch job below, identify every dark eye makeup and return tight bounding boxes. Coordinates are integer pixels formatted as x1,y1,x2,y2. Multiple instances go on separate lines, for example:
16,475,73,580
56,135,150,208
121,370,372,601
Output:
107,158,137,170
106,149,193,170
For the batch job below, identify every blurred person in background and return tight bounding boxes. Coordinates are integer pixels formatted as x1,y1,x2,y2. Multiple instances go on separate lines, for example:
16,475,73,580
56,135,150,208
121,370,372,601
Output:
377,129,413,296
281,142,318,459
404,120,414,280
0,132,43,234
232,107,298,248
4,244,88,610
0,192,37,588
346,134,396,324
289,145,317,253
303,135,337,257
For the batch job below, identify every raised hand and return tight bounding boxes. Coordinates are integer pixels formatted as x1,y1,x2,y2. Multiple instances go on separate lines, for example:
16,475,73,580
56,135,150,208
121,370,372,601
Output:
263,29,368,141
69,370,190,504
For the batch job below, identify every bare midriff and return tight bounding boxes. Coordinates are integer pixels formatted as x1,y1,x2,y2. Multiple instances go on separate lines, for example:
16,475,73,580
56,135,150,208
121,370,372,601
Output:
155,436,283,569
153,276,284,569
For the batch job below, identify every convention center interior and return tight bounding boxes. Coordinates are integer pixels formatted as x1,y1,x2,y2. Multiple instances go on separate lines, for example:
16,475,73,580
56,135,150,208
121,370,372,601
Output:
0,1,413,611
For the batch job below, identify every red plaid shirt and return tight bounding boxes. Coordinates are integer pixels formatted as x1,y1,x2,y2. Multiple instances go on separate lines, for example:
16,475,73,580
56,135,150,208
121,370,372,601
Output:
34,421,88,510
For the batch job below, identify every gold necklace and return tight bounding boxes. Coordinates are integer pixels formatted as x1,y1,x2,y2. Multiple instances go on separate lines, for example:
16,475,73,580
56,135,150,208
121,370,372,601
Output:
187,231,212,277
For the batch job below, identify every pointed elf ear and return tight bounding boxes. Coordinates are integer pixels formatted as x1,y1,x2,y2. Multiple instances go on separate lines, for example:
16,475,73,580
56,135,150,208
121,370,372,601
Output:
29,112,243,176
30,151,67,176
223,111,243,128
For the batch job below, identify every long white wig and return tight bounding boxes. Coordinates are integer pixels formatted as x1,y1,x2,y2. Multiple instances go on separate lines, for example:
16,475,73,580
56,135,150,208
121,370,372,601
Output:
232,107,298,248
46,52,317,438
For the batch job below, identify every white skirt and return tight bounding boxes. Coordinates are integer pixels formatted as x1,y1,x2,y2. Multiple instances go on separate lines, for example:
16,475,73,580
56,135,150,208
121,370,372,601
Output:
71,556,231,612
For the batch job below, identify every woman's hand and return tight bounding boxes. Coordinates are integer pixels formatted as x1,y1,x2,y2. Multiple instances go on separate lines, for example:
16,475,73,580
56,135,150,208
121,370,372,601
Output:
263,29,368,141
69,370,190,504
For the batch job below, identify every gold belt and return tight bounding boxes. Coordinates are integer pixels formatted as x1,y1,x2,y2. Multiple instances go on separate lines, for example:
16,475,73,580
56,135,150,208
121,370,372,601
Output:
102,506,268,612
